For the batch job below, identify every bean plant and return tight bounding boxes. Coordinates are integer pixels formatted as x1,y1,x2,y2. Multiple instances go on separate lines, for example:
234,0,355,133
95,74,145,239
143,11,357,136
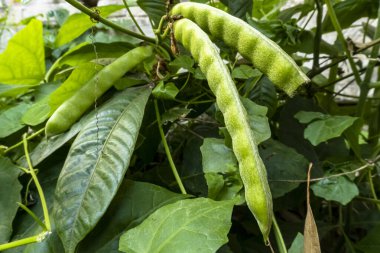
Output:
0,0,379,253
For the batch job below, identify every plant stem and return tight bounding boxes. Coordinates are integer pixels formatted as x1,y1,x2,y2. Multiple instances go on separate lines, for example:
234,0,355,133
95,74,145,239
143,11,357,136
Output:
64,0,155,44
4,128,44,154
312,0,322,72
324,0,362,85
357,196,380,205
0,233,48,251
357,0,380,117
154,99,187,194
122,0,145,35
367,169,380,210
17,202,47,230
23,134,51,231
272,216,287,253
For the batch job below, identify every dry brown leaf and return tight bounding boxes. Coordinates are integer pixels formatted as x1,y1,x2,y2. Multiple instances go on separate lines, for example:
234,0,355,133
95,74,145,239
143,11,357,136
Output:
304,163,321,253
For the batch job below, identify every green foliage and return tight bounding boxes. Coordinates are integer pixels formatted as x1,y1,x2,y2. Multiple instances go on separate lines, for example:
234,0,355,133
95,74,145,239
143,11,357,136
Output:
1,1,380,252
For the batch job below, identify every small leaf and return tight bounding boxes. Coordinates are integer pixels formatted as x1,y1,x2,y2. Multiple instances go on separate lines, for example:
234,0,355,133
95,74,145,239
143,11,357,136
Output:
119,198,234,253
231,65,261,79
311,176,359,205
152,81,179,100
54,5,124,47
0,19,45,85
355,225,380,253
294,111,328,124
169,55,195,72
54,87,151,253
241,98,271,144
0,103,31,138
0,156,22,244
288,233,304,253
137,0,166,27
161,107,192,124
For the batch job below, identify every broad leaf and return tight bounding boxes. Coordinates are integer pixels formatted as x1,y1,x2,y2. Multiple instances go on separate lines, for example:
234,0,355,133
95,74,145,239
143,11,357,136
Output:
0,84,36,98
231,65,261,80
78,180,189,253
0,103,31,138
248,76,278,117
119,198,234,253
288,233,304,253
152,81,179,100
54,5,124,47
54,86,151,253
137,0,166,27
220,0,252,20
311,176,359,205
260,139,308,198
295,112,358,146
0,19,45,85
0,156,21,244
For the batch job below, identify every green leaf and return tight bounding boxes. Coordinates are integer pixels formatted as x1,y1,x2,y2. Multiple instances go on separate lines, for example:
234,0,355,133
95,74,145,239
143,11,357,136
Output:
54,86,151,253
231,65,261,80
161,107,192,124
0,103,31,138
355,225,380,253
0,19,45,85
241,98,271,144
220,0,252,20
311,176,359,205
54,5,124,47
248,76,278,117
168,55,195,72
294,111,328,123
152,81,179,100
0,156,21,244
77,180,189,253
137,0,166,27
119,198,234,253
295,112,358,146
251,0,286,19
288,233,304,253
260,139,308,198
0,84,36,98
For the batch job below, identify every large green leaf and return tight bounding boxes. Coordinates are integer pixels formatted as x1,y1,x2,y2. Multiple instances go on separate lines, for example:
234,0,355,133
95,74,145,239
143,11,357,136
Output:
119,198,234,253
0,156,21,244
0,103,31,138
0,19,45,85
54,86,151,253
220,0,252,20
260,139,308,198
137,0,166,27
294,111,358,146
78,180,189,253
248,76,278,118
54,5,124,47
311,176,359,205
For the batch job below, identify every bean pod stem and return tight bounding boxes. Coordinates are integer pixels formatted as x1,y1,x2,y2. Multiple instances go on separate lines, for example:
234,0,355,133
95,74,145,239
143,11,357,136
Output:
171,2,309,95
45,46,154,137
173,18,273,240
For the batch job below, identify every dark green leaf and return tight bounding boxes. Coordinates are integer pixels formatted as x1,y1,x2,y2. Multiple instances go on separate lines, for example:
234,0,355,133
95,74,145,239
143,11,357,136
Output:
294,111,328,124
161,107,192,124
119,198,234,253
248,77,278,118
54,86,151,253
231,65,261,80
355,225,380,253
0,156,21,244
288,233,304,253
260,139,308,198
78,180,189,253
220,0,252,20
137,0,166,27
0,103,30,138
169,55,195,72
0,19,45,85
311,177,359,205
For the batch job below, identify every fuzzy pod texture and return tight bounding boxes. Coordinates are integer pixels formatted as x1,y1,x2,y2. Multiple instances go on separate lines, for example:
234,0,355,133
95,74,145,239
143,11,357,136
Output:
173,18,273,240
45,46,154,137
171,2,309,95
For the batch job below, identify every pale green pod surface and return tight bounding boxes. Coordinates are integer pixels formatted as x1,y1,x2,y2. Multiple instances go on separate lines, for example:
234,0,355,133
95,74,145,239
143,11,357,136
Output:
45,46,154,137
173,18,273,240
171,2,310,95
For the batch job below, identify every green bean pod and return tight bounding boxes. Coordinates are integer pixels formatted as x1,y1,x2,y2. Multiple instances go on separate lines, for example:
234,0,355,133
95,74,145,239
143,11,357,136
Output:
171,2,309,95
45,46,154,137
173,18,273,240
